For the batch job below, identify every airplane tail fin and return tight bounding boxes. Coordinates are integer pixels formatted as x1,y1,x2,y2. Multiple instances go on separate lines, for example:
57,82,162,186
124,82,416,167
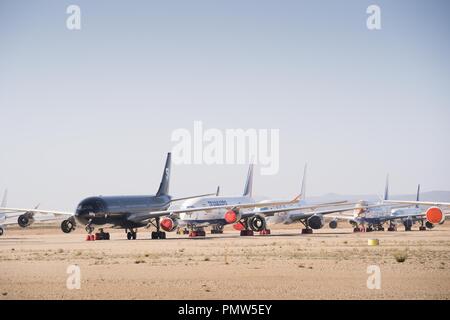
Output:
243,164,254,197
1,189,7,208
416,184,420,208
156,153,171,197
383,174,389,201
300,163,307,201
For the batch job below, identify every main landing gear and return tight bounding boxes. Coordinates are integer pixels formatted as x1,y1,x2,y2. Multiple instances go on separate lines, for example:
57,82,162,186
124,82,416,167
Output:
189,228,206,238
126,229,137,240
387,222,397,231
299,220,313,234
419,220,427,231
147,217,167,239
211,225,224,234
238,216,269,236
95,228,110,240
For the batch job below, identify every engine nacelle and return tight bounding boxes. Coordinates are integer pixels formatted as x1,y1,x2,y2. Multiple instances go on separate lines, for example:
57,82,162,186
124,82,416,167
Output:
308,214,324,230
425,221,434,229
329,219,338,229
224,209,241,224
248,215,266,232
426,207,444,225
160,217,178,232
18,213,34,228
61,218,76,233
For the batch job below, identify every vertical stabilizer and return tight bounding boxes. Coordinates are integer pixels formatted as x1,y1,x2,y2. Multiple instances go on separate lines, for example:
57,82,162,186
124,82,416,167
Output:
383,174,389,201
156,153,171,197
243,164,254,197
300,164,307,201
416,184,420,208
1,189,7,208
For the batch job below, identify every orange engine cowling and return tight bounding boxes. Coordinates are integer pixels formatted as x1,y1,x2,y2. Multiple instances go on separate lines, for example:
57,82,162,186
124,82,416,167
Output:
233,222,245,231
160,217,178,232
224,209,240,224
425,207,444,225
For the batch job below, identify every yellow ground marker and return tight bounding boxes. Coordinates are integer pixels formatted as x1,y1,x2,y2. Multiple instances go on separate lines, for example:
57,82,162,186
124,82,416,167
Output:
368,239,379,246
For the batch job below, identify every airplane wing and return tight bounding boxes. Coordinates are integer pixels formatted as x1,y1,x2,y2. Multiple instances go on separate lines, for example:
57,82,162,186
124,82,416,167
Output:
279,206,360,222
384,200,450,207
127,199,300,222
0,207,73,217
240,201,352,219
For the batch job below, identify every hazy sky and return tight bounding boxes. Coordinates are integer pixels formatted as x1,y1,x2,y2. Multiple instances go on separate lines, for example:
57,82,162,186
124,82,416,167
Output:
0,0,449,211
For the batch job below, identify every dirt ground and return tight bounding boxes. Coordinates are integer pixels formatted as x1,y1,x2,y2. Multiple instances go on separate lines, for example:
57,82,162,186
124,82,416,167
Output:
1,222,449,300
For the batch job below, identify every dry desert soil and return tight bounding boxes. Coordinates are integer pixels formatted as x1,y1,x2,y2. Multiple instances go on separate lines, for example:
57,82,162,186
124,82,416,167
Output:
0,223,449,300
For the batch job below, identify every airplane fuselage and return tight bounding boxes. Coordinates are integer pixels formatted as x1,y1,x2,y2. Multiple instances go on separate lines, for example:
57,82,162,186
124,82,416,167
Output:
75,195,172,229
177,196,254,226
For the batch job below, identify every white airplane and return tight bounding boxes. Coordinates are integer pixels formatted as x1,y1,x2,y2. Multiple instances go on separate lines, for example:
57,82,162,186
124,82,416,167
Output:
329,181,449,232
0,189,69,236
260,165,379,233
148,164,360,237
0,189,9,236
385,195,450,228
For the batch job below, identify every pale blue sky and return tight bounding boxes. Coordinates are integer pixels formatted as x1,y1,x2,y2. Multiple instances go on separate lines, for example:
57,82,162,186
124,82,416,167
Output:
0,0,449,211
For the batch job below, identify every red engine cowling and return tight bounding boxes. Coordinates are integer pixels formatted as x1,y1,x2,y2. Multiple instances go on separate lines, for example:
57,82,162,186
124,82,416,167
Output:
160,217,178,232
224,209,240,224
233,222,245,231
426,207,444,225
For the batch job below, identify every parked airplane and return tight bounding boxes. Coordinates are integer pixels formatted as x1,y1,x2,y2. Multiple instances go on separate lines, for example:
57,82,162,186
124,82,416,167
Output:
147,164,359,237
329,180,447,232
0,189,9,236
0,154,303,240
385,197,450,228
261,165,368,233
0,153,219,240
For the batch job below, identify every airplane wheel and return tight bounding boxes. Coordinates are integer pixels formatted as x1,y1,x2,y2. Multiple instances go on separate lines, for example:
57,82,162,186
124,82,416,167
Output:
0,228,4,236
159,232,166,239
105,233,110,240
132,232,137,240
405,226,412,232
127,232,133,240
419,226,426,231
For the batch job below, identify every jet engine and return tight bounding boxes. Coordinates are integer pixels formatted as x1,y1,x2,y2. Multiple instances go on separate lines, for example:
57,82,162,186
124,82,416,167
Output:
224,209,241,224
18,212,34,228
328,219,338,229
425,207,444,225
160,217,178,232
308,214,324,229
248,215,266,232
60,218,76,233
